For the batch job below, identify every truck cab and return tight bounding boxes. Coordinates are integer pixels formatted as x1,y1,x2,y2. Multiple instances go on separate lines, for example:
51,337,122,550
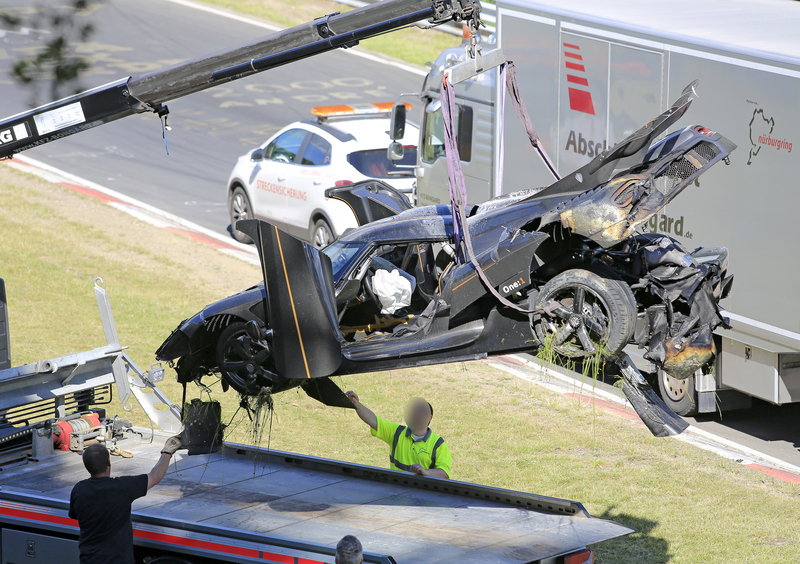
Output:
413,39,496,207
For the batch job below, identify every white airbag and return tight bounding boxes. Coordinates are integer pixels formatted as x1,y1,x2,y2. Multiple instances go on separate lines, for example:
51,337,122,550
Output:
372,268,413,315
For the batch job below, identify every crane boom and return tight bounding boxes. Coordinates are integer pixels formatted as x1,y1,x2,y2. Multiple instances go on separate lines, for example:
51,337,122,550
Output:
0,0,481,160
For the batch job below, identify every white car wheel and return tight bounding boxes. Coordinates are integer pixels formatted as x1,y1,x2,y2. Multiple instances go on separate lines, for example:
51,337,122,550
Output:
230,186,252,243
312,219,334,249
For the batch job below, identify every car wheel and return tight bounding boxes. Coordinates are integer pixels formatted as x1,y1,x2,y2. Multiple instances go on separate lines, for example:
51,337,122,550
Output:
534,269,636,359
229,186,253,243
311,218,334,249
583,263,637,313
215,322,276,396
657,369,698,416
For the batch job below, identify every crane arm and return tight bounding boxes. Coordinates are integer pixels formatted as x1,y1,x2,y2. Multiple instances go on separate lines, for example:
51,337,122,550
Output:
0,0,481,159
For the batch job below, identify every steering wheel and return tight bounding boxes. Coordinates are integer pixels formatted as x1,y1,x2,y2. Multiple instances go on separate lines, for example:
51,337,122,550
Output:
362,266,380,307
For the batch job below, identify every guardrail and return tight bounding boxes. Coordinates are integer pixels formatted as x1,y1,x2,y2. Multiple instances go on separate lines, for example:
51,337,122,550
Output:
332,0,496,37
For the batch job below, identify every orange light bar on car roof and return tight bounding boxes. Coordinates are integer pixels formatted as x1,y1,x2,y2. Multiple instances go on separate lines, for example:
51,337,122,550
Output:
311,102,412,117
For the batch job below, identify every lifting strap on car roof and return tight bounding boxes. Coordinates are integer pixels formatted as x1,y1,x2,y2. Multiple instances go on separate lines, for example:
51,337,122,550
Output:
442,62,559,316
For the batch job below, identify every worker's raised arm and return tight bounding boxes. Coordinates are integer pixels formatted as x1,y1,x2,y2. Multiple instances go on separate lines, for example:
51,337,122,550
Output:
148,435,183,489
345,391,378,430
147,453,171,490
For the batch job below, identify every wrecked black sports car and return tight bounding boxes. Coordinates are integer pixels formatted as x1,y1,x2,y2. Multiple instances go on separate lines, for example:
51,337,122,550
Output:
156,83,734,418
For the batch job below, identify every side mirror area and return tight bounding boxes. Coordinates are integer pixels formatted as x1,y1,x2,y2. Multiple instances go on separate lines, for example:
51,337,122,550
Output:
389,103,406,140
250,148,264,161
387,141,405,162
336,279,362,305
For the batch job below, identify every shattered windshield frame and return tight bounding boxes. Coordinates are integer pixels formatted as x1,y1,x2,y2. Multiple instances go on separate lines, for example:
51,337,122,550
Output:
324,240,367,280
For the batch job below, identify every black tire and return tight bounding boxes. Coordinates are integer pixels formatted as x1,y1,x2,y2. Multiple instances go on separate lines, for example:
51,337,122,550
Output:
534,269,636,359
229,186,253,244
584,263,637,313
311,218,334,249
657,369,698,416
215,322,276,396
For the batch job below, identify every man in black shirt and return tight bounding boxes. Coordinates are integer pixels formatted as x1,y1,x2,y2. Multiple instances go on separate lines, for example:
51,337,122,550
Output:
69,436,183,564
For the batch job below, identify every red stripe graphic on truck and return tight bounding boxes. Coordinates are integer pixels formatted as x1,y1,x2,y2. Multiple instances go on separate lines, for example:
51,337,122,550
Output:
566,75,589,87
0,505,77,527
0,505,328,564
563,43,595,115
135,530,262,559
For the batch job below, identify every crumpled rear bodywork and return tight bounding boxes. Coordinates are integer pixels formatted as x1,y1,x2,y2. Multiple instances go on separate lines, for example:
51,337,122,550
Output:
514,81,736,380
630,235,733,380
558,126,736,248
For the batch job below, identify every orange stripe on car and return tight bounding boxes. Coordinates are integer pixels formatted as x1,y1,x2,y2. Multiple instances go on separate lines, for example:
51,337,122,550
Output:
275,225,311,378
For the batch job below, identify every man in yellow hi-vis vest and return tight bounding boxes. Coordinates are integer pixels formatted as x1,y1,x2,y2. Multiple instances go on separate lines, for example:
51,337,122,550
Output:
345,391,451,479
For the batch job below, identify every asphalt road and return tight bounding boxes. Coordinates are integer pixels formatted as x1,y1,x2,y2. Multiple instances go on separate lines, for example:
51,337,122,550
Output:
0,0,425,235
684,397,800,469
2,0,799,473
517,353,800,470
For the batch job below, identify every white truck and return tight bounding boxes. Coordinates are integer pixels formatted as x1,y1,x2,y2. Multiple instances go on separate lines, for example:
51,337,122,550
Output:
413,0,800,416
0,278,632,563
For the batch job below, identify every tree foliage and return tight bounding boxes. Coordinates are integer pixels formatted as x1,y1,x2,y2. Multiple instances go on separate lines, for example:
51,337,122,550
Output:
1,1,102,106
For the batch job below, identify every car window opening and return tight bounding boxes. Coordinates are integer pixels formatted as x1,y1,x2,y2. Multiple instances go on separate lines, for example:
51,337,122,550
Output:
266,128,308,164
422,102,473,163
303,134,332,166
337,242,454,342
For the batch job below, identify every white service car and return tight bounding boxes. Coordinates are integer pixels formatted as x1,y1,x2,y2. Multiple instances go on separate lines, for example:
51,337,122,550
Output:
227,103,419,248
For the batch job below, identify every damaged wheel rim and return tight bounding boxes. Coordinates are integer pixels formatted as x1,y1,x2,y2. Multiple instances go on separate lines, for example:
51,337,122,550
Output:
216,322,276,395
540,284,610,357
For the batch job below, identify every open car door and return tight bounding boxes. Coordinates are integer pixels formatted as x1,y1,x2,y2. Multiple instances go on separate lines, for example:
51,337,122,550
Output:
237,219,341,380
325,180,413,227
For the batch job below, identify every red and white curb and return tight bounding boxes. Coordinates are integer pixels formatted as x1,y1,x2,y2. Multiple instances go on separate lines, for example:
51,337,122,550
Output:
4,155,798,487
4,155,260,267
488,354,800,486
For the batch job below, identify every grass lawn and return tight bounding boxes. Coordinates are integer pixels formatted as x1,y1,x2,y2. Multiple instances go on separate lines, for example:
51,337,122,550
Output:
2,163,799,563
193,0,463,68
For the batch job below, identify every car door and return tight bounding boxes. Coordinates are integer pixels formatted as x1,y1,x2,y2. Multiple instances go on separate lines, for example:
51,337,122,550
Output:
236,219,341,380
250,128,310,230
283,132,334,239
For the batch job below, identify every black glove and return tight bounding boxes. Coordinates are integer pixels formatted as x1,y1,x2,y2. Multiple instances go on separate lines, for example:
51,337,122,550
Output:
161,435,183,455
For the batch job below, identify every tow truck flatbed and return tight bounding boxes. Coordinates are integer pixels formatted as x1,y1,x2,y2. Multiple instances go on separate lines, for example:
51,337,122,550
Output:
0,430,632,563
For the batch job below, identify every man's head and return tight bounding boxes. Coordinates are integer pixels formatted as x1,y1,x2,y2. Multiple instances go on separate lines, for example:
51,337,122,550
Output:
404,397,433,434
335,534,363,564
82,443,111,477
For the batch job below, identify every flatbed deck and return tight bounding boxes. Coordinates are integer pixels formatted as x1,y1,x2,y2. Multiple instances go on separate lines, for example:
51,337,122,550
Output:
0,430,632,563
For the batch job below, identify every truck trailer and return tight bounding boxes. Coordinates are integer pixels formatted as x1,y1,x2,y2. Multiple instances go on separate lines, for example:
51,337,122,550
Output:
413,0,800,416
